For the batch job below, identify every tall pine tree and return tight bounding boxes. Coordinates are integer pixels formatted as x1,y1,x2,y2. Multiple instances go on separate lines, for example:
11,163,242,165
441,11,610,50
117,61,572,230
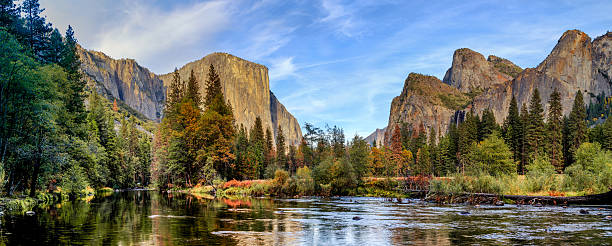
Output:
526,88,546,161
547,88,564,172
566,90,587,166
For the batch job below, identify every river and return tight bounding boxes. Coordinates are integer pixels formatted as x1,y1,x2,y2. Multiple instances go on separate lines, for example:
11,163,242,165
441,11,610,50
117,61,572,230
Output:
0,191,610,245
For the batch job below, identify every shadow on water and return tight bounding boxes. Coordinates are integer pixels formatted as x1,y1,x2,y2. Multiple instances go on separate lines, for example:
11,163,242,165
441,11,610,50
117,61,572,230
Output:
0,191,610,245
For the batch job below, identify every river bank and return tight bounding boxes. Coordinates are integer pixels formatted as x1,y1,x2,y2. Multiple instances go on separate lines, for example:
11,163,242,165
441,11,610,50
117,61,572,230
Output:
177,177,611,206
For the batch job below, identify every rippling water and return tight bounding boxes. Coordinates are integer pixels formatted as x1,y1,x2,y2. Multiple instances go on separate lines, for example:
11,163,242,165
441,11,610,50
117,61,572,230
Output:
0,191,610,245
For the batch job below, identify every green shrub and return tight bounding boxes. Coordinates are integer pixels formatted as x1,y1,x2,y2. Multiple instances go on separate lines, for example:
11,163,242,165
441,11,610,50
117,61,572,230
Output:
330,158,357,195
248,181,271,196
564,142,612,193
466,133,515,176
525,155,558,192
60,165,89,198
271,169,294,196
295,167,315,196
319,183,332,197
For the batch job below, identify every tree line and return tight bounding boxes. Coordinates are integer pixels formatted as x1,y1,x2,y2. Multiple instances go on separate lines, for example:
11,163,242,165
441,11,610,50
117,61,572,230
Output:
0,0,152,198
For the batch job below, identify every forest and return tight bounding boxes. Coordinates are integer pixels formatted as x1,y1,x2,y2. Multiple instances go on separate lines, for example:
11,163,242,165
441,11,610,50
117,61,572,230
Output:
0,0,152,200
1,0,610,203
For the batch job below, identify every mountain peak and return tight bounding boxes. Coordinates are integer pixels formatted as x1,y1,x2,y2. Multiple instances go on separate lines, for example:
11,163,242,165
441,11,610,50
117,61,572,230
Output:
442,48,513,93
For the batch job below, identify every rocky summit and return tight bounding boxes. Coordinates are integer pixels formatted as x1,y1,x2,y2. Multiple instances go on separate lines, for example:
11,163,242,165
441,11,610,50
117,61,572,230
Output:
377,29,612,145
79,49,302,146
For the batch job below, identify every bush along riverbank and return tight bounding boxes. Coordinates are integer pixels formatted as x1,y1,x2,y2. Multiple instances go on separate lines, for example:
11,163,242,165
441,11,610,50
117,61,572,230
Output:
0,187,116,215
179,168,417,199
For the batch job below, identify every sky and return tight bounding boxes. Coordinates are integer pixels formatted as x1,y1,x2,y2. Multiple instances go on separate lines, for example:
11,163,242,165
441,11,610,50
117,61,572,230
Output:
40,0,612,137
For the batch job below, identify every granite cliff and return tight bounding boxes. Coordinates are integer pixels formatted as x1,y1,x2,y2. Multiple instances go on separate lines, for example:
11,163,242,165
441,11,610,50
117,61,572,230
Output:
378,30,611,145
78,45,166,121
159,53,302,146
79,48,302,146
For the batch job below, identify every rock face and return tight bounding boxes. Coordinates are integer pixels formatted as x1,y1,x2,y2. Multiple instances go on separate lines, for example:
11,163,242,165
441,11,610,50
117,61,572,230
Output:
365,127,386,147
78,45,166,121
379,30,612,146
384,73,469,145
159,53,302,146
443,48,515,93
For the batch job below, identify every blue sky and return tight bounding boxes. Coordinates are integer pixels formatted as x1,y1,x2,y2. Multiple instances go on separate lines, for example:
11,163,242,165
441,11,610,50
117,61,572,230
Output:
41,0,612,137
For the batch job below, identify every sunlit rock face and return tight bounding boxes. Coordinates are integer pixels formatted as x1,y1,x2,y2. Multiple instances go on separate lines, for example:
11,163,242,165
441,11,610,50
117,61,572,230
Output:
159,53,302,146
379,30,612,146
384,73,469,145
78,45,166,121
442,48,514,93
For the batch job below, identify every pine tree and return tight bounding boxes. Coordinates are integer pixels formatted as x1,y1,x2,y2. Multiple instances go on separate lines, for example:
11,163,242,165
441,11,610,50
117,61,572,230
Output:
60,25,86,133
547,88,564,172
200,64,235,179
0,0,19,32
349,135,369,184
264,127,274,173
479,108,497,140
503,95,522,164
43,28,62,63
566,90,587,166
250,117,265,178
519,103,529,174
185,69,201,106
21,0,51,61
526,87,546,161
166,68,182,112
276,125,286,169
204,64,222,108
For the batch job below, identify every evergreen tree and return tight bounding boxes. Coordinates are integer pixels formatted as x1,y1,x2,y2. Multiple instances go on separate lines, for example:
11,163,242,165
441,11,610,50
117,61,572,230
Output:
519,103,529,174
503,95,522,164
43,28,62,63
0,0,19,32
348,135,369,184
547,88,564,172
200,64,235,179
166,68,182,113
330,125,345,158
264,127,274,174
204,64,222,108
526,88,546,161
59,25,86,136
185,69,201,106
276,125,286,169
234,124,250,179
21,0,51,61
250,117,265,178
479,108,498,140
566,90,587,166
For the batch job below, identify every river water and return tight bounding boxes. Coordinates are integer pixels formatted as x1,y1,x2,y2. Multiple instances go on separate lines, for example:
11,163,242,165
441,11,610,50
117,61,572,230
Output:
0,191,610,245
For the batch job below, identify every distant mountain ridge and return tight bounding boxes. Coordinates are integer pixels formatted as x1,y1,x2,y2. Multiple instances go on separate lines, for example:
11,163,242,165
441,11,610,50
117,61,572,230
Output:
373,29,612,146
78,48,302,145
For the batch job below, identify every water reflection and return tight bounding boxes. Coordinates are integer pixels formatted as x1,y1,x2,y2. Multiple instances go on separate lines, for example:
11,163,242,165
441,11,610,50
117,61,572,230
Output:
0,191,610,245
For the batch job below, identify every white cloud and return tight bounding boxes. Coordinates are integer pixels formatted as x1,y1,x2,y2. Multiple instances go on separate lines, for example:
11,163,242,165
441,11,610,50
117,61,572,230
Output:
269,57,296,80
239,20,296,60
319,0,360,37
95,1,230,64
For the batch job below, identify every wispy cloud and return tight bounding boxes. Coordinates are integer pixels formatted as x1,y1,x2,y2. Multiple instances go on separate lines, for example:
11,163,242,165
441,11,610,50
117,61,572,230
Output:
318,0,361,37
95,1,230,68
269,57,297,81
